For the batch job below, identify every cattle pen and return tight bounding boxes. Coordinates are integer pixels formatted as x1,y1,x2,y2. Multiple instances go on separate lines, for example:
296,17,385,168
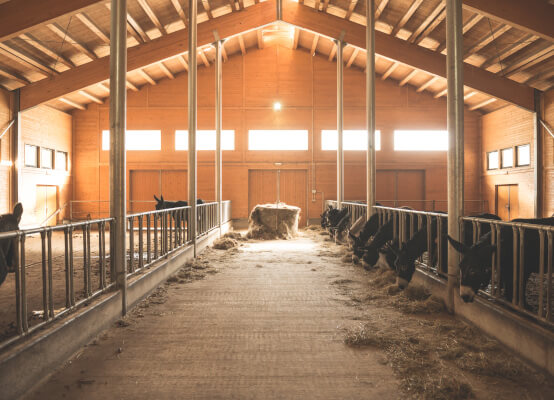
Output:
1,0,554,398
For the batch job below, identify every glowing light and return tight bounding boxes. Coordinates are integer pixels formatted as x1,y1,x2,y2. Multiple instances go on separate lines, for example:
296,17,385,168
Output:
273,102,282,111
175,130,235,150
248,130,308,150
0,160,12,167
102,130,161,151
321,130,381,151
394,130,448,151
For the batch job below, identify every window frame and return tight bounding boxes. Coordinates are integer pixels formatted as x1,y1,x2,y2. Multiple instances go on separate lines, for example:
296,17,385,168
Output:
248,129,309,151
101,130,162,151
515,144,530,167
321,129,381,151
174,129,235,151
500,147,514,169
486,150,499,170
24,144,39,168
55,150,68,171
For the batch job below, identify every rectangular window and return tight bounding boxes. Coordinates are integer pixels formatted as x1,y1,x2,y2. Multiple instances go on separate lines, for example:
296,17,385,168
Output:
25,144,38,167
516,144,530,166
487,151,499,170
321,130,381,151
393,130,448,151
248,130,309,150
501,147,513,168
55,151,68,171
102,130,161,151
41,148,54,169
175,130,235,150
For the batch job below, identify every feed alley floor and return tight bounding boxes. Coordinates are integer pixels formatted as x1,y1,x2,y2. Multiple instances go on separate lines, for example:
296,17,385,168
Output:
25,229,554,400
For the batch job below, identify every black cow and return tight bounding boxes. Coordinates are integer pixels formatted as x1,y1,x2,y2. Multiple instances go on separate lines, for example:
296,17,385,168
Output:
153,195,205,210
350,212,381,263
321,205,340,229
395,213,500,290
0,203,23,286
448,216,554,304
329,209,351,239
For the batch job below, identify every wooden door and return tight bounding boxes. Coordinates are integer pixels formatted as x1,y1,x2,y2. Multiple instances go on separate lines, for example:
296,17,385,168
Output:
161,170,188,202
36,185,58,226
376,171,396,207
280,170,307,226
130,170,160,213
496,184,519,221
397,171,425,210
248,170,278,215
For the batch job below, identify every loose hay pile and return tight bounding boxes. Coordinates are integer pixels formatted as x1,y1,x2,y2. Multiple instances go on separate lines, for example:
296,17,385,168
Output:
213,237,238,250
246,203,300,240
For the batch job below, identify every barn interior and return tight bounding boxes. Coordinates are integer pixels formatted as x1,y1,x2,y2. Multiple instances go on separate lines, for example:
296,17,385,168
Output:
0,0,553,399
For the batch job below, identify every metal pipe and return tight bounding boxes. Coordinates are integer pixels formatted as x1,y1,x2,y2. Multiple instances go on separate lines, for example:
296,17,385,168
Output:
11,90,21,208
366,0,376,219
109,0,128,315
215,39,223,236
337,39,344,209
446,0,464,313
188,0,198,257
534,89,542,217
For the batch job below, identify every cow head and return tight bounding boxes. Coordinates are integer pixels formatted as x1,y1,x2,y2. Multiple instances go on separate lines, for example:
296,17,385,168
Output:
0,203,23,282
154,195,165,210
362,242,379,269
394,242,415,290
447,235,494,302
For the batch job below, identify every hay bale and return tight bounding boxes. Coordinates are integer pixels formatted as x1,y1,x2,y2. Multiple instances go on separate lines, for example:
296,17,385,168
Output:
213,237,238,250
246,203,300,240
224,231,246,241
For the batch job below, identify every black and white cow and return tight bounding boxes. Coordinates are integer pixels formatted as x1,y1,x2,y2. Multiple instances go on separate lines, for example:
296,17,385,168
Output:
329,209,351,240
0,203,23,286
448,216,554,304
349,213,381,264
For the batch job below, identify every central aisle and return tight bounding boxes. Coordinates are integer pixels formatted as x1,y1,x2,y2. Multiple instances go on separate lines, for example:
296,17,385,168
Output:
27,234,399,400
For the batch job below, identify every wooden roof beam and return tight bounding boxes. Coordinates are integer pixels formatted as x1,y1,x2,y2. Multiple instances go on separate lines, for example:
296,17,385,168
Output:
177,55,189,71
170,0,188,26
138,0,167,35
412,6,446,45
346,47,359,67
201,1,214,19
345,0,359,19
375,0,390,20
199,50,210,68
433,87,448,99
464,91,477,101
310,34,319,56
18,33,75,69
381,61,399,80
463,24,511,60
126,81,139,91
322,0,331,13
78,90,103,104
328,42,337,61
59,97,86,110
523,66,554,86
436,13,482,53
462,0,554,42
220,42,228,62
238,35,246,55
159,62,175,79
399,69,418,86
391,0,424,37
0,43,56,75
292,28,300,49
0,0,102,42
0,65,30,85
47,22,98,60
137,69,157,85
257,30,264,49
416,76,439,92
75,12,109,44
502,43,554,76
105,3,149,43
480,34,538,70
283,1,533,110
469,97,497,111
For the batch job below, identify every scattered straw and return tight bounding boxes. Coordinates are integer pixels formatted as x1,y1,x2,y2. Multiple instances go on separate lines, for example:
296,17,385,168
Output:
213,237,238,250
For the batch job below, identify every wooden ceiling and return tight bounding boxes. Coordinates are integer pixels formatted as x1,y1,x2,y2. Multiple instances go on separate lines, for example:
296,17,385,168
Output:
0,0,552,114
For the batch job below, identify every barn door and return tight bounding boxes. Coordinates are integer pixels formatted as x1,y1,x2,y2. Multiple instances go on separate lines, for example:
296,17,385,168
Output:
248,170,278,214
161,170,188,201
36,185,58,226
130,170,161,213
496,184,519,221
376,170,425,210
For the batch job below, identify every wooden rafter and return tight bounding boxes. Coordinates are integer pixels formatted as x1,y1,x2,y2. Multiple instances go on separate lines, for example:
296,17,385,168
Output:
59,97,86,110
18,33,75,69
433,87,447,98
201,0,214,19
469,97,497,111
292,28,300,49
199,50,210,67
391,0,424,37
137,69,157,85
328,42,337,61
502,44,554,76
464,91,477,101
310,34,319,56
47,22,97,60
176,55,189,71
375,0,390,20
228,0,237,12
78,90,103,104
381,61,399,80
138,0,167,35
436,14,483,53
159,62,175,79
315,0,321,12
463,24,511,60
480,34,538,70
170,0,188,26
105,3,149,43
345,0,359,19
75,13,109,44
346,47,359,68
238,35,246,55
322,0,331,13
523,66,554,86
0,65,30,85
126,81,139,91
416,76,439,92
257,30,264,49
462,0,554,42
0,43,56,75
0,0,102,42
97,82,110,93
220,42,228,62
399,69,418,86
282,1,533,110
409,2,445,44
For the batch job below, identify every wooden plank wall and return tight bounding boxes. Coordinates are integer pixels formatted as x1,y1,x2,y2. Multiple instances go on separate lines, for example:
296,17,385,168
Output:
72,45,483,221
543,88,554,217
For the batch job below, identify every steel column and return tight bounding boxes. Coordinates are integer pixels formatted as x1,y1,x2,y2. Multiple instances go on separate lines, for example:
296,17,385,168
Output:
533,89,542,218
446,0,464,313
215,39,222,235
188,0,197,256
337,40,344,209
10,89,21,208
366,0,376,219
109,0,127,315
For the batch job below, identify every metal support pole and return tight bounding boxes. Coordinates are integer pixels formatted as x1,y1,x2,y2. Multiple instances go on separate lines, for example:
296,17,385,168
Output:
215,39,222,235
109,0,127,315
10,90,21,209
337,39,344,209
188,0,197,257
366,0,376,219
446,0,464,313
533,89,542,218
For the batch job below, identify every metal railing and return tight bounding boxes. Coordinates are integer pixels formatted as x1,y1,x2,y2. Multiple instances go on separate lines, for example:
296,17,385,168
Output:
1,200,232,349
0,218,113,351
462,216,553,325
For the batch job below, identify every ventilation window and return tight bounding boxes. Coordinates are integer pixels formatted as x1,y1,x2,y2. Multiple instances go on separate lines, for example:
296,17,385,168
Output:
175,130,235,150
41,148,54,169
394,130,448,151
25,144,38,167
248,130,309,150
321,130,381,151
56,151,68,171
516,144,530,167
501,148,513,168
102,130,161,151
487,151,499,170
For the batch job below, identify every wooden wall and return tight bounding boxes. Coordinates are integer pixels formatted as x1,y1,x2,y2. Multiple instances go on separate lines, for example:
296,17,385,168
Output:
543,88,554,218
72,45,483,222
0,88,12,214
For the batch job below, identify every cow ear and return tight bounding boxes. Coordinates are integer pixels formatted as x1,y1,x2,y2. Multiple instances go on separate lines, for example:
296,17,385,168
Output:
13,203,23,223
447,235,468,254
160,195,164,202
154,195,160,202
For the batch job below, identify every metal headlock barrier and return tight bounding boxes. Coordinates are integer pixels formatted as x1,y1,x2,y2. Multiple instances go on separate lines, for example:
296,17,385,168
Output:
0,201,231,350
325,200,553,328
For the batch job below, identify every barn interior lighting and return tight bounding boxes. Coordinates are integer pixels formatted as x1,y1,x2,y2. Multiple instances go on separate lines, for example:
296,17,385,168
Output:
273,102,282,111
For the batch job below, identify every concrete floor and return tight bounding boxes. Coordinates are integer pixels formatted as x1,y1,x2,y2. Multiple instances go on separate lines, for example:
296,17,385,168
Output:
25,235,400,400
